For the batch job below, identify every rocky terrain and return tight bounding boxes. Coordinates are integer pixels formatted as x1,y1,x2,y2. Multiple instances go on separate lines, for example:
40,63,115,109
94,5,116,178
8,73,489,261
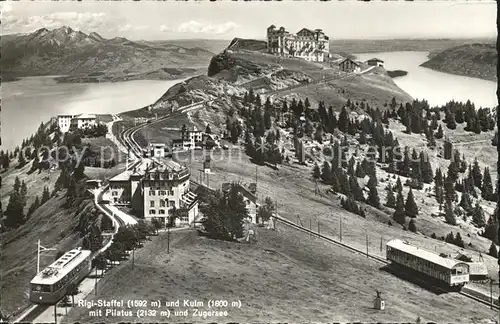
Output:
421,43,497,81
1,26,214,83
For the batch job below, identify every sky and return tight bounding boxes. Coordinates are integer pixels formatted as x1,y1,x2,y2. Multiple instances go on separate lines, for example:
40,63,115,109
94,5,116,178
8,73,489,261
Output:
1,1,496,41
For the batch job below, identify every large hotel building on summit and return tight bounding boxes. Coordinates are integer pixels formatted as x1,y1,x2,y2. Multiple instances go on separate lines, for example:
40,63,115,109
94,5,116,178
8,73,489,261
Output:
266,25,330,62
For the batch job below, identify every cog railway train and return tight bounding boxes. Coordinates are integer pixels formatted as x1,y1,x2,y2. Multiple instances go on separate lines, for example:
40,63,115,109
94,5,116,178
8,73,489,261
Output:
30,248,92,304
386,239,470,289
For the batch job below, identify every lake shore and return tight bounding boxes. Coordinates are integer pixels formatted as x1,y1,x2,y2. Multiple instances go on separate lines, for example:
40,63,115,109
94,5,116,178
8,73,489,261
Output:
355,51,497,108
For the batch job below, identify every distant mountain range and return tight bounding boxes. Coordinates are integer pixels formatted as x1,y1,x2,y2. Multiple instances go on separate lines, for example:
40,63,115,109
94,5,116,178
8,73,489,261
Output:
1,26,216,83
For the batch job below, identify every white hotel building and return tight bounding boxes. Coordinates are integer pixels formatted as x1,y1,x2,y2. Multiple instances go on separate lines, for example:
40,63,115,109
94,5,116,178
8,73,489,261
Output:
57,113,97,133
109,160,198,227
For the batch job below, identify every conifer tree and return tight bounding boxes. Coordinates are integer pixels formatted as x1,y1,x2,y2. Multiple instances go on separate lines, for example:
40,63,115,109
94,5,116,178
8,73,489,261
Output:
395,177,403,194
471,159,482,189
41,186,51,205
405,188,419,218
447,161,459,183
338,107,349,133
367,175,380,208
444,197,457,225
355,162,366,178
321,161,332,184
312,163,321,180
489,242,498,258
420,152,433,184
349,176,365,202
459,189,473,215
408,219,417,233
435,124,444,139
4,190,25,228
393,191,406,225
482,167,494,201
386,183,396,208
472,201,486,227
434,168,443,187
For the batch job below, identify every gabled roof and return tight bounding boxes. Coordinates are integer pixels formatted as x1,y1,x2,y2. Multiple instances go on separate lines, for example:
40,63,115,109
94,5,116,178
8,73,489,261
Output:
297,28,315,36
74,113,96,119
222,183,257,203
387,239,469,270
339,58,360,66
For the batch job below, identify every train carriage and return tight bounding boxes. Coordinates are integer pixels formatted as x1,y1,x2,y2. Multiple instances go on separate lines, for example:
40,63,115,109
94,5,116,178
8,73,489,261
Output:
30,248,92,304
386,239,469,289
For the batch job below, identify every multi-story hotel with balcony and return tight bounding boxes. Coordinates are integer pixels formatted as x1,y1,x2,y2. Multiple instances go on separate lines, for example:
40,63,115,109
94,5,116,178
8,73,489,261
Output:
267,25,330,62
109,160,198,227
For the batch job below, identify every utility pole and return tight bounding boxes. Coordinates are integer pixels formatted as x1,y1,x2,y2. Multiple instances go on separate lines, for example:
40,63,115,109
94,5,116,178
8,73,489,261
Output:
95,265,98,295
255,166,258,196
490,279,493,309
37,239,56,274
132,247,135,269
318,221,320,235
309,218,312,238
380,237,383,252
167,226,170,254
366,233,369,257
340,218,343,242
54,304,57,324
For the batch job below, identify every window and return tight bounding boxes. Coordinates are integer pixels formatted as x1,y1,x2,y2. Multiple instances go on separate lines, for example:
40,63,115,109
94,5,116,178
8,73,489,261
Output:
159,209,165,215
169,200,175,207
150,201,155,208
160,200,166,207
149,190,155,196
149,210,156,215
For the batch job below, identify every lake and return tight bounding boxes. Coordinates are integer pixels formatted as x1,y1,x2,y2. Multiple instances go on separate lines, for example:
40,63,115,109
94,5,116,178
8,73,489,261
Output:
1,77,186,151
355,51,497,109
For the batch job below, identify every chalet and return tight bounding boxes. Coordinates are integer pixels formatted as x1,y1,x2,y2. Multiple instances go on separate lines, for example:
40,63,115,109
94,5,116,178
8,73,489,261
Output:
222,182,259,224
367,58,384,67
338,58,361,73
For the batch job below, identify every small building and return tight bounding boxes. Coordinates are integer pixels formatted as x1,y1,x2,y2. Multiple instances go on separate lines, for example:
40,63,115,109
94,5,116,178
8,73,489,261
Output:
57,114,74,133
171,138,192,151
70,113,97,130
109,168,145,206
142,161,198,227
203,133,221,149
339,58,361,73
149,143,167,158
222,183,258,224
367,58,384,67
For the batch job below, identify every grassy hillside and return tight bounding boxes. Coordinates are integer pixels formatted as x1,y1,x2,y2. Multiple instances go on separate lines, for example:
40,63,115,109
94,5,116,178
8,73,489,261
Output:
420,43,497,81
0,191,93,316
64,227,495,323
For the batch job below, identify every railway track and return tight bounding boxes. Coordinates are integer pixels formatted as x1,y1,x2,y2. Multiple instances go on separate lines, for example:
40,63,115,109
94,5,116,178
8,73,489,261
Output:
272,214,500,311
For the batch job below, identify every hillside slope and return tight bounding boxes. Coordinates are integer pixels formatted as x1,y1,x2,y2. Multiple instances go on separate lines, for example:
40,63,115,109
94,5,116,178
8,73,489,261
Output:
139,38,412,117
420,43,497,81
1,26,214,83
0,192,94,316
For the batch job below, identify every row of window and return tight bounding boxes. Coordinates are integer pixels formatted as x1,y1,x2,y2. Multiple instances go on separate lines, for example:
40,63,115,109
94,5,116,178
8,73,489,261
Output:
149,200,175,208
31,258,90,293
149,209,166,215
149,190,175,196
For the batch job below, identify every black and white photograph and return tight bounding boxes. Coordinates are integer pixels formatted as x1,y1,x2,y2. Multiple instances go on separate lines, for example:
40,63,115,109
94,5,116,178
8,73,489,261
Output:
0,1,498,323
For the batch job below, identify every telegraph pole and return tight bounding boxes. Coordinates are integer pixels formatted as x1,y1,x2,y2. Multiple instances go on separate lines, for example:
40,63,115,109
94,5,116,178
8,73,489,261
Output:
37,239,56,274
309,218,312,238
132,247,135,269
366,233,369,257
95,266,98,295
340,218,343,242
54,304,57,324
167,226,170,254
